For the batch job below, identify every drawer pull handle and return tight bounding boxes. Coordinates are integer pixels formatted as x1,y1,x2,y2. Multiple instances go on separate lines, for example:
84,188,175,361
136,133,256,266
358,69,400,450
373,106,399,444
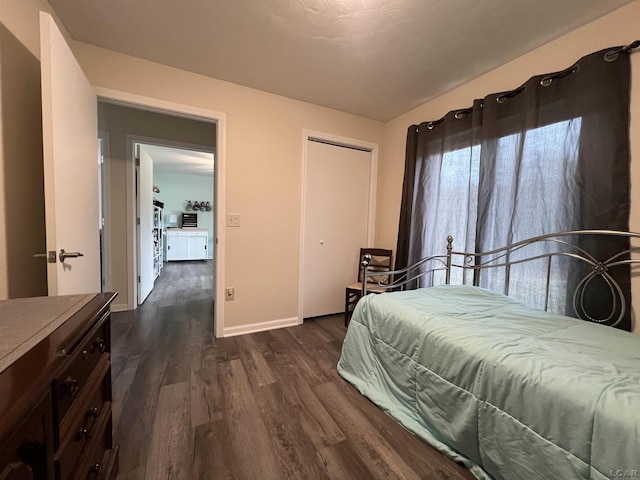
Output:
95,338,106,353
89,463,101,478
64,377,79,398
76,427,90,440
76,407,101,440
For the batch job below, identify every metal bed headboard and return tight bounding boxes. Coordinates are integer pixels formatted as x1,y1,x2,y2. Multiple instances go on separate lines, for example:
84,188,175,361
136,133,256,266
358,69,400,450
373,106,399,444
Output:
361,230,640,327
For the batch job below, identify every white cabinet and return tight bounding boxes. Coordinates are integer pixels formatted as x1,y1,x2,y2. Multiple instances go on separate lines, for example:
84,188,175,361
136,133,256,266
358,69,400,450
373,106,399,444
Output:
188,234,207,259
166,229,208,261
171,235,189,260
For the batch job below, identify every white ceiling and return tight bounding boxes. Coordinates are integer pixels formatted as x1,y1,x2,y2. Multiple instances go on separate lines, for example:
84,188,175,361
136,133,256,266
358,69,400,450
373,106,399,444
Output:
141,144,214,177
49,0,634,122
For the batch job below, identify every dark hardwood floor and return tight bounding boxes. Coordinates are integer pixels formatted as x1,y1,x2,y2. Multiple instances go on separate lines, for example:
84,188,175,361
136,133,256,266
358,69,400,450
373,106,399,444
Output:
110,260,474,479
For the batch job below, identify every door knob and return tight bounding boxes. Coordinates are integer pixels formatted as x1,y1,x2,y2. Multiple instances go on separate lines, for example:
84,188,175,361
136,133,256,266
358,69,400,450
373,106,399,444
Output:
59,249,84,262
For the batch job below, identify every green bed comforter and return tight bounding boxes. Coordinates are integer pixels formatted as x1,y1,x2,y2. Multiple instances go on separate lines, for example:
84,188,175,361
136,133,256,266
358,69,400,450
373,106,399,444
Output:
337,285,640,480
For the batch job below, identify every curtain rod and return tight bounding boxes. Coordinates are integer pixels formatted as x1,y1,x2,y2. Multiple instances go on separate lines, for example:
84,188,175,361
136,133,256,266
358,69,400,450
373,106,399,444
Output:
604,39,640,62
414,40,640,130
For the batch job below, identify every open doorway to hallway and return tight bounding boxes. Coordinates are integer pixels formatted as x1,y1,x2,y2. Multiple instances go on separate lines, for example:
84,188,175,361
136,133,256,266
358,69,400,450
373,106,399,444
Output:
136,142,214,304
97,101,218,322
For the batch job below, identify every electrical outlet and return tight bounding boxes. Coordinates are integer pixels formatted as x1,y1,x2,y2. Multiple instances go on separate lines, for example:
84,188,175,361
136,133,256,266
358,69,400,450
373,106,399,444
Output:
225,287,235,301
226,214,240,227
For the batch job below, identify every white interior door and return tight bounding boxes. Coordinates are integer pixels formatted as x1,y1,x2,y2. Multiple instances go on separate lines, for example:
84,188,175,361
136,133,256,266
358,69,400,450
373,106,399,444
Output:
302,140,371,318
40,12,100,295
137,147,154,304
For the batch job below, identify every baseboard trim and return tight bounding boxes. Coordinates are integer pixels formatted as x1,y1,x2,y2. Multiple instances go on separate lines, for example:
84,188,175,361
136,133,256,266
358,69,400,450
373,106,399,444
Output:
223,317,299,337
110,302,130,313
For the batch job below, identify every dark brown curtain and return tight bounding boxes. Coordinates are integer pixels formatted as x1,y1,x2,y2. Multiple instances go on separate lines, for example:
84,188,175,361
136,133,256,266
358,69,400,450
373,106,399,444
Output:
396,45,636,330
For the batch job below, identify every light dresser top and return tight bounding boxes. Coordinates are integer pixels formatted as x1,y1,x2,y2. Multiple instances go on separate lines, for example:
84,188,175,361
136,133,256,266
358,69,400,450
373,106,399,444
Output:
0,294,94,373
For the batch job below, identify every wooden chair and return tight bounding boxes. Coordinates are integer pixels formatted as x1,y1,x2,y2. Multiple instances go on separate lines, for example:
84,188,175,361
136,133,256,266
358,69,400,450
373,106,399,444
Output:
345,248,393,326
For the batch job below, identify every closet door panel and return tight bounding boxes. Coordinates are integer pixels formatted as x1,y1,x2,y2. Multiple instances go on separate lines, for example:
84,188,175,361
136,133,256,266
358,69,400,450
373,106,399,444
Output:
302,141,371,318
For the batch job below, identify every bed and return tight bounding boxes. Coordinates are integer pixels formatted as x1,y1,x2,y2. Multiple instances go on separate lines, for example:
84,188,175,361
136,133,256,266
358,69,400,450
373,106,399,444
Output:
337,231,640,480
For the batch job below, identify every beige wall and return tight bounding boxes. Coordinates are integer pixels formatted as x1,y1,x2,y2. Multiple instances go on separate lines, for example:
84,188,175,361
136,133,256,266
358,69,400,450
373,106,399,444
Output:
98,102,217,310
0,0,67,299
2,0,637,331
377,0,640,332
76,43,384,327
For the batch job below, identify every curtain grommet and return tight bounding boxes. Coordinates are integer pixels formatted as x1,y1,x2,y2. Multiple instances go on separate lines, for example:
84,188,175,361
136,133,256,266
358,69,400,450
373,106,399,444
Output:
540,77,552,87
496,96,505,104
427,122,434,130
454,111,463,119
604,50,619,62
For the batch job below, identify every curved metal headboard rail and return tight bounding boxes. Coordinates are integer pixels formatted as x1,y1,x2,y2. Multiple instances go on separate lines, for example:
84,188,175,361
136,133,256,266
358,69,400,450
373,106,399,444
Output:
360,252,450,294
361,230,640,327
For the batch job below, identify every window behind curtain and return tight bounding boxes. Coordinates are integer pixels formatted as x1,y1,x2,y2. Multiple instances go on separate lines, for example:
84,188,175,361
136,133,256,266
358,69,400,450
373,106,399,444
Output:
478,118,582,311
397,47,632,330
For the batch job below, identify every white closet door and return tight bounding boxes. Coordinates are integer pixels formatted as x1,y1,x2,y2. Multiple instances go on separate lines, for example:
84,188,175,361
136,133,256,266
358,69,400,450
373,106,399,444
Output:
303,140,371,318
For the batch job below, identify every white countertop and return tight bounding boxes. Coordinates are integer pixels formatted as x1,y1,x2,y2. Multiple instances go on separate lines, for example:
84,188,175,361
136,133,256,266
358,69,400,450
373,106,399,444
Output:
166,228,208,233
0,294,94,373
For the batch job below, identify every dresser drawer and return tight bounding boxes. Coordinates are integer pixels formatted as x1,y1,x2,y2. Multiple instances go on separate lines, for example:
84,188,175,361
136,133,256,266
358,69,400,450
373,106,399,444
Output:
91,446,118,480
55,371,110,480
70,408,113,480
52,313,110,428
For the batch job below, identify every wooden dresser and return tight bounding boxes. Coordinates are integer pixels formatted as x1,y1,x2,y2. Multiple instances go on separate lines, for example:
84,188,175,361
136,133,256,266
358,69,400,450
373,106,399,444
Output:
0,293,118,480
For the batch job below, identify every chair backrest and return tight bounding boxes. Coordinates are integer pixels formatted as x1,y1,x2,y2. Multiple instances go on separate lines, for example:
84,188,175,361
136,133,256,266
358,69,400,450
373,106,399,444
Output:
358,248,393,283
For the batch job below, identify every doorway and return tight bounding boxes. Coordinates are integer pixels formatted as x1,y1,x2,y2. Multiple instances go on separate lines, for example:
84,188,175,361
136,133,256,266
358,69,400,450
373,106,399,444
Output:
134,141,215,305
96,96,226,336
299,130,378,321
